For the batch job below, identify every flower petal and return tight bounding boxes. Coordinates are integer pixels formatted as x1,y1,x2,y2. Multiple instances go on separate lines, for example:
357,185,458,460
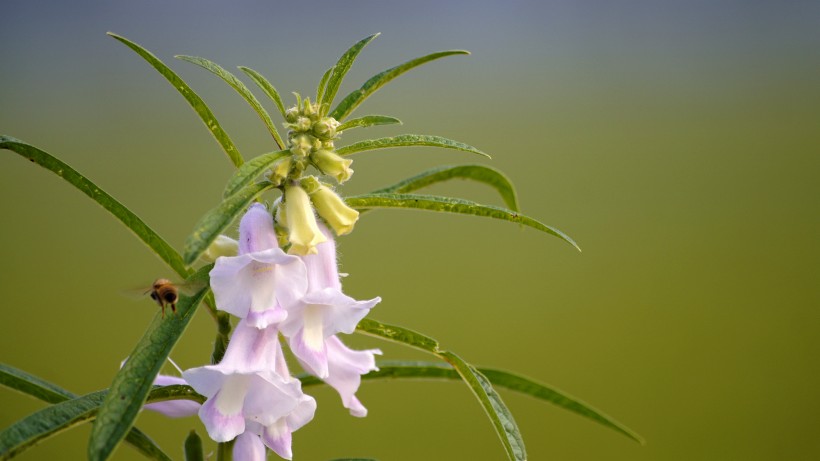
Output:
238,203,278,254
233,431,266,461
143,375,201,418
262,419,293,460
198,388,246,442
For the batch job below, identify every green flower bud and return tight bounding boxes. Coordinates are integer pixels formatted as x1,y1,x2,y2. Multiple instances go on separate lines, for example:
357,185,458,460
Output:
309,184,359,236
311,149,353,183
289,134,312,157
312,117,339,140
201,235,239,262
284,106,299,123
284,183,326,255
267,156,293,186
294,116,312,132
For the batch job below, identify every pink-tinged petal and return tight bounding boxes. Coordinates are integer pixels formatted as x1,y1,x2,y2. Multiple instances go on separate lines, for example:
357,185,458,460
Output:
302,336,381,417
144,375,201,418
199,388,246,442
288,328,329,378
245,306,287,329
284,394,318,432
300,224,341,291
262,419,293,460
233,431,266,461
238,203,278,254
300,288,379,336
242,373,303,426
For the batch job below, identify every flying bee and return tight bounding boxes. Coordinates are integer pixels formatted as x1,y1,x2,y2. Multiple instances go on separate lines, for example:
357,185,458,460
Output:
128,279,204,318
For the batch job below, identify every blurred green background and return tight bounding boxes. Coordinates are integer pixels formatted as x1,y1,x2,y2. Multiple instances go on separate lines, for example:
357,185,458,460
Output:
2,1,818,459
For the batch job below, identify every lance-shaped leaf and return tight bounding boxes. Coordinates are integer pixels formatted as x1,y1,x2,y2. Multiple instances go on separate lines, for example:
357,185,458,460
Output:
322,34,380,108
0,136,191,278
239,66,287,120
107,32,243,168
183,181,275,265
371,164,519,211
88,268,211,461
297,360,642,444
316,65,335,107
222,149,290,198
0,365,180,461
331,50,469,121
355,319,526,461
345,193,579,251
336,134,489,159
337,115,401,132
176,55,285,150
0,385,201,461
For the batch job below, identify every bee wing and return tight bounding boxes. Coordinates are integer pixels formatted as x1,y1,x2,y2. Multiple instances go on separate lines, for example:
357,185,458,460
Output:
121,285,154,300
175,280,206,296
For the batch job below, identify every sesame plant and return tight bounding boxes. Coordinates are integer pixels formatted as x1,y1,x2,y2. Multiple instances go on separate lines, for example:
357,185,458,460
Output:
0,33,642,460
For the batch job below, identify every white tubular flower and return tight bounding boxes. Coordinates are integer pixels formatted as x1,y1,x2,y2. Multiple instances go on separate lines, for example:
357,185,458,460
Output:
281,224,380,379
283,184,326,256
182,319,316,449
309,184,359,236
209,203,307,329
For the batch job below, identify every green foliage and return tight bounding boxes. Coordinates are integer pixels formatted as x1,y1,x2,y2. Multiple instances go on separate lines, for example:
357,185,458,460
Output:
176,55,285,150
336,134,490,158
88,267,211,461
222,150,290,198
330,50,469,121
107,33,244,168
239,66,287,119
0,136,191,278
346,193,580,251
356,319,526,461
337,115,402,132
322,34,379,109
183,431,204,461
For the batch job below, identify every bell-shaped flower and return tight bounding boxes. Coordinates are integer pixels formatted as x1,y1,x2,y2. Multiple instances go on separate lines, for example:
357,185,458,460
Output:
280,224,380,378
311,149,353,183
182,319,316,444
143,374,201,418
283,183,326,255
209,203,307,329
310,184,359,236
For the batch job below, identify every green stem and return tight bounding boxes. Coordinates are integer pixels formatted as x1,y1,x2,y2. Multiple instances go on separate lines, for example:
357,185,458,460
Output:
217,440,234,461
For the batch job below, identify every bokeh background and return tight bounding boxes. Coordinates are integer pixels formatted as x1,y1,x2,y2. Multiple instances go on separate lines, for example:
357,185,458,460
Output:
2,1,818,460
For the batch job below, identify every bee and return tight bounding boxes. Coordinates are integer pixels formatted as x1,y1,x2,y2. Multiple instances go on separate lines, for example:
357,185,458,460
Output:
148,278,179,318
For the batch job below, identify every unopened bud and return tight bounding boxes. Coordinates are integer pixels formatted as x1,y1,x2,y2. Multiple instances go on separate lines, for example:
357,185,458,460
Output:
309,184,359,236
294,116,312,132
311,149,353,183
284,107,299,123
201,235,239,262
267,156,293,186
284,184,327,255
289,134,312,157
312,117,339,140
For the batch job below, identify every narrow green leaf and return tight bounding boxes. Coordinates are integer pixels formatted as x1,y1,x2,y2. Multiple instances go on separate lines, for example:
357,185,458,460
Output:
345,193,580,251
336,134,489,159
0,136,191,278
330,50,469,121
0,365,178,460
0,364,74,404
371,164,519,211
1,385,200,461
184,431,204,461
176,55,285,150
184,181,275,265
355,319,526,461
323,34,380,108
88,269,211,461
239,66,287,119
222,150,290,199
107,32,243,168
316,65,335,107
337,115,402,132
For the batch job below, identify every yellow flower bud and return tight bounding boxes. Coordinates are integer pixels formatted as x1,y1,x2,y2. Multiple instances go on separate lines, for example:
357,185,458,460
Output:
309,184,359,236
201,235,239,262
311,149,353,183
284,184,327,255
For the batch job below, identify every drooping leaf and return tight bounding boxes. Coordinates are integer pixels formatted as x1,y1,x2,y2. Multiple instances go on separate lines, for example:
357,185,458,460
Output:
322,34,380,109
222,150,290,198
0,385,200,461
107,32,243,168
239,66,287,120
88,269,211,461
345,193,579,251
336,134,489,159
330,50,469,121
337,115,402,132
0,364,178,461
0,136,191,278
371,164,519,211
183,181,275,265
183,431,204,461
297,360,642,444
316,65,335,107
176,55,285,150
355,319,526,461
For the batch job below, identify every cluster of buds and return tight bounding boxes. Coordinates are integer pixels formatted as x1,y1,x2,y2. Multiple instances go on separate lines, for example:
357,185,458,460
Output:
272,95,352,185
